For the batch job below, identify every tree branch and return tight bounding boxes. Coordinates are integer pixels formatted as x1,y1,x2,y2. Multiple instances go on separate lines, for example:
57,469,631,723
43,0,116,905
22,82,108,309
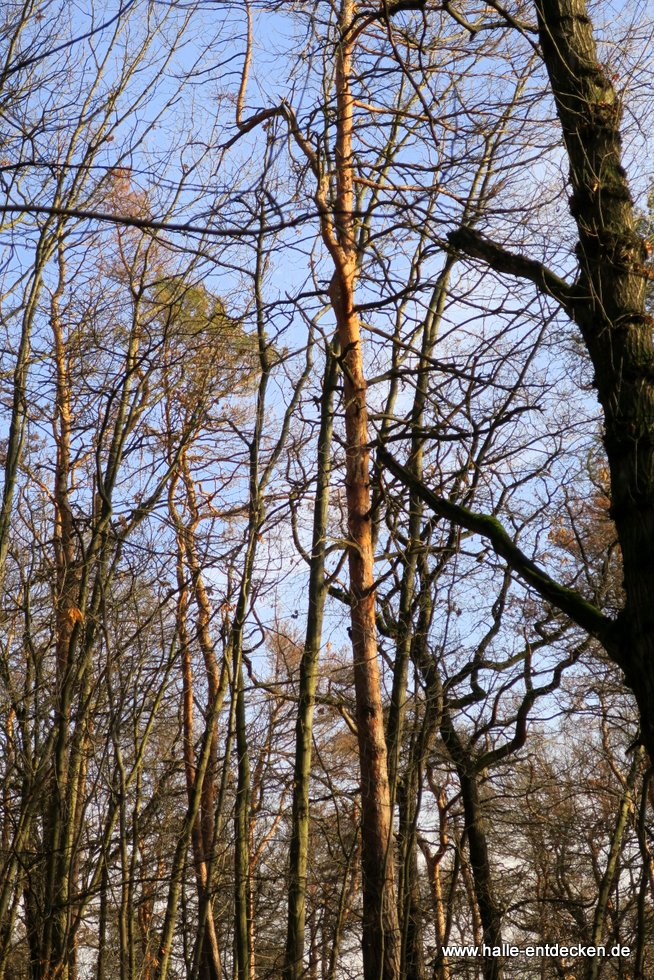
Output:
0,203,308,239
377,445,620,658
448,225,577,316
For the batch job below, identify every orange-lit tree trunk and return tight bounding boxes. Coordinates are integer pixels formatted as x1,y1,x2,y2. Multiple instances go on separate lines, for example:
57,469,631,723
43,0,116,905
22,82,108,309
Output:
320,1,400,975
232,5,402,970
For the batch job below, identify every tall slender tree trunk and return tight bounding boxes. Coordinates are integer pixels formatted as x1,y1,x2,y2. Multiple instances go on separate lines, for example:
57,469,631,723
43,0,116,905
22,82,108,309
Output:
285,342,338,979
419,806,452,980
588,748,643,980
397,773,426,980
169,455,224,980
233,655,251,980
321,3,400,975
42,237,79,980
440,711,503,980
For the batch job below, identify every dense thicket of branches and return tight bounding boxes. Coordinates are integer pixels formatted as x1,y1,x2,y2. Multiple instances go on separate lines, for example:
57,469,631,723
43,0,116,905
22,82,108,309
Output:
2,1,654,978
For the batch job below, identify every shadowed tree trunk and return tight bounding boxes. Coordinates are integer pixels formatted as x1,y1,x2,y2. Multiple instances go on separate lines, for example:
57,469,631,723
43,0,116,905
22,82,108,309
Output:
441,711,504,980
533,0,654,757
284,341,338,980
384,0,654,812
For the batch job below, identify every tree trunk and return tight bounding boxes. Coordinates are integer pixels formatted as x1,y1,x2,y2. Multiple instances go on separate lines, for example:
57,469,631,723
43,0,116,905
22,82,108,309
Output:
588,748,642,980
534,0,654,754
441,711,503,980
169,459,224,980
285,342,338,980
320,2,401,976
397,774,426,980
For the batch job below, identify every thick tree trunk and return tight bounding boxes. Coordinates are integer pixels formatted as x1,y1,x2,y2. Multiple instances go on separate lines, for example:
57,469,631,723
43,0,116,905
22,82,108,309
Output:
535,0,654,754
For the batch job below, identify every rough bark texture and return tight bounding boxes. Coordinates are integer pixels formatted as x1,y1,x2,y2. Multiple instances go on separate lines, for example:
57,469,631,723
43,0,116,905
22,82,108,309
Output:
534,0,654,755
430,0,654,775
